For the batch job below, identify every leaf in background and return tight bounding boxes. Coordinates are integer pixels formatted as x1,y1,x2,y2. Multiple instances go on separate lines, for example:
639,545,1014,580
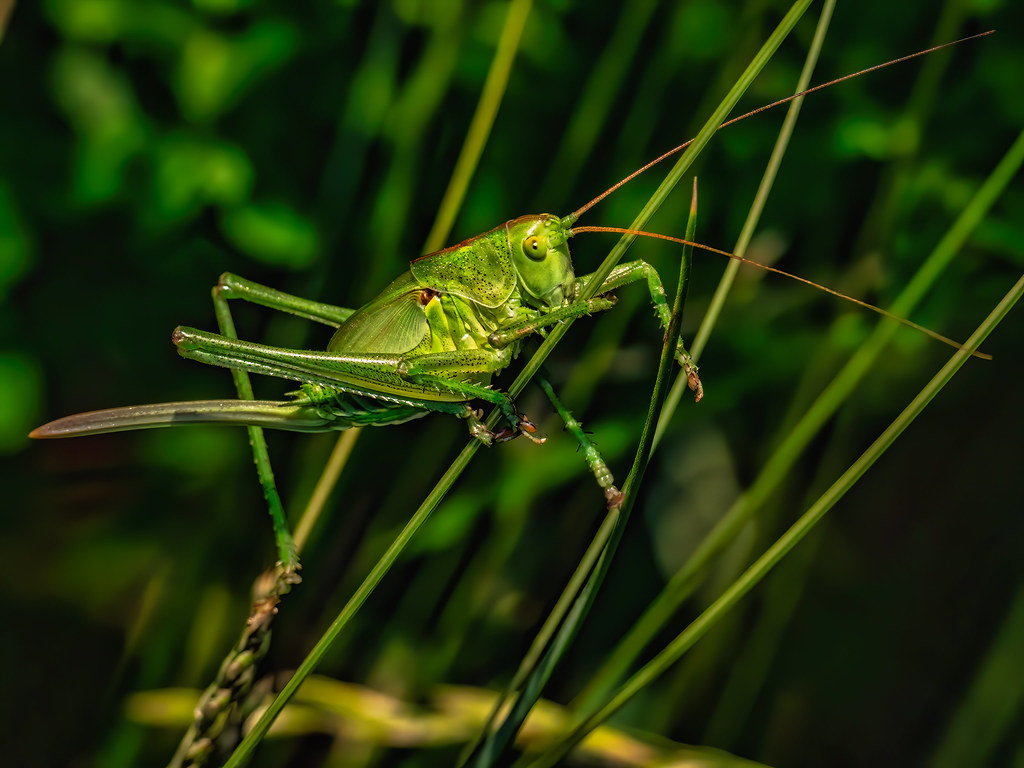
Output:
219,202,320,268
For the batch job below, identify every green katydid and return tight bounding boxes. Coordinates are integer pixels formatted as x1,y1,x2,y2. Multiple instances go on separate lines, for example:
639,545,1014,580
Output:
30,213,694,445
29,34,989,448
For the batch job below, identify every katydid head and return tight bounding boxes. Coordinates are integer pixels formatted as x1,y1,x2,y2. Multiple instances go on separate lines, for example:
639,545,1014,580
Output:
506,214,576,308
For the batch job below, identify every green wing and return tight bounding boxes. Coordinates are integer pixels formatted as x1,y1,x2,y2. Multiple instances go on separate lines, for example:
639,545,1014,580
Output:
328,272,429,355
410,224,516,308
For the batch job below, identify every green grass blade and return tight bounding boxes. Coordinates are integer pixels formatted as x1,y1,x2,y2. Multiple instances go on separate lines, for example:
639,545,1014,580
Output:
291,428,361,554
529,271,1024,768
928,583,1024,767
459,511,618,767
537,0,658,203
455,378,624,764
616,177,697,510
422,0,533,253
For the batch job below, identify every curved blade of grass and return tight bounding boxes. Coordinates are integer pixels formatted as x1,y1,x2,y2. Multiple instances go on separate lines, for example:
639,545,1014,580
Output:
460,179,698,768
537,0,659,202
422,0,533,253
456,375,627,763
529,272,1024,768
575,127,1024,714
292,428,361,553
928,583,1024,767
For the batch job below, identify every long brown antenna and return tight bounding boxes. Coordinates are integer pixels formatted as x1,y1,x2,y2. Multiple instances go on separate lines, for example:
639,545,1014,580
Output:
564,30,994,225
570,225,992,360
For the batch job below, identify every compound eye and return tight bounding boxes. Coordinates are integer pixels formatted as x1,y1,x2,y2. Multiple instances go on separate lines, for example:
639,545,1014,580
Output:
522,235,548,261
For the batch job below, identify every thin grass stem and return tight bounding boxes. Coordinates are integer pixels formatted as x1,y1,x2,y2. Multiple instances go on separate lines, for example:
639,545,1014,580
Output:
422,0,533,254
292,429,361,554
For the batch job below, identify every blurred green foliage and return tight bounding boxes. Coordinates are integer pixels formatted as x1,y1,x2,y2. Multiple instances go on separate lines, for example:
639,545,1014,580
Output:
3,0,1023,766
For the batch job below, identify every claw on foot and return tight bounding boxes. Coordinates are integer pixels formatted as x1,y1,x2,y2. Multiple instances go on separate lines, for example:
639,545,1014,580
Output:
491,425,518,443
467,408,495,446
605,486,624,510
517,415,546,444
686,366,704,403
491,415,546,445
464,406,546,445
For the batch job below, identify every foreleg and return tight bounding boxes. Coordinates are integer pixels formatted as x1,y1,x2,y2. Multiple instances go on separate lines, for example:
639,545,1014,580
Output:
577,261,703,401
487,297,617,348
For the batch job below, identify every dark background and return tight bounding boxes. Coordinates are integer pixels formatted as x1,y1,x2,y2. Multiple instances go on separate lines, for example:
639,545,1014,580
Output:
2,1,1022,766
